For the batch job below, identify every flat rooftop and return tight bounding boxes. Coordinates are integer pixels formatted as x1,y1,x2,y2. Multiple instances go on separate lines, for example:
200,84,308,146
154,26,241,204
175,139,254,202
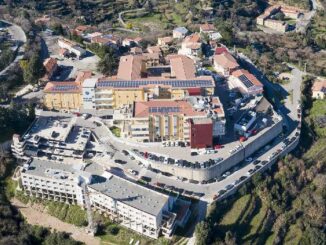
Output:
89,173,169,216
22,158,84,181
25,116,74,142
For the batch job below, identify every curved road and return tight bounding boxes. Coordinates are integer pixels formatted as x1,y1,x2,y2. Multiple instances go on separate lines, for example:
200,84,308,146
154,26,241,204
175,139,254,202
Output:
0,20,26,76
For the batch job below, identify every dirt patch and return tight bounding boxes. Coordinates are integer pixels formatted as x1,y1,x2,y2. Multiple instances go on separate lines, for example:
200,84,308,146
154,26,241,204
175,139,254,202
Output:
11,198,100,245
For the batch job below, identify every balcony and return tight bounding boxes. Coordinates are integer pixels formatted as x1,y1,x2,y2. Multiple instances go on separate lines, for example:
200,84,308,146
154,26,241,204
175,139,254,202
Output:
95,97,113,101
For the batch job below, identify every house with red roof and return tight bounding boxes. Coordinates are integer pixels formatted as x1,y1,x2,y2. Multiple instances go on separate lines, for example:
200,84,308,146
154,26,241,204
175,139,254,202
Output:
229,69,264,97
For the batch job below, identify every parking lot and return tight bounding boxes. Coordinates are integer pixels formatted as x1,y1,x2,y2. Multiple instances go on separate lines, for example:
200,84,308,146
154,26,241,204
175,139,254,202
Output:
42,33,100,80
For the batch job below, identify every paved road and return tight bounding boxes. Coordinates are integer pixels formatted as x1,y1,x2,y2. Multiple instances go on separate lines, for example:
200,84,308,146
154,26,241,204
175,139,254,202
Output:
0,20,26,76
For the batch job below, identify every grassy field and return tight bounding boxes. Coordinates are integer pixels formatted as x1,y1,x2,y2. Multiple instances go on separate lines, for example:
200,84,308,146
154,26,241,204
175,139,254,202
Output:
308,99,326,137
220,194,251,226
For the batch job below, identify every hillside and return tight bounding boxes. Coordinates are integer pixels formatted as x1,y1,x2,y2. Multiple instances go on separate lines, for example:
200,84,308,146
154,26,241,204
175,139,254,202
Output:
195,77,326,245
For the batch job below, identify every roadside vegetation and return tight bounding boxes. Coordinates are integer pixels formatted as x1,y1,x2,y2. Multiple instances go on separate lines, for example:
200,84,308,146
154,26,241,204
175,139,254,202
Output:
0,103,35,142
195,76,326,245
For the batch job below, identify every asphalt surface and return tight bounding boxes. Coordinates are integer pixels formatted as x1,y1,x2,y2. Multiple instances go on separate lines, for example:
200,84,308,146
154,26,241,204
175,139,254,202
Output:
0,20,26,76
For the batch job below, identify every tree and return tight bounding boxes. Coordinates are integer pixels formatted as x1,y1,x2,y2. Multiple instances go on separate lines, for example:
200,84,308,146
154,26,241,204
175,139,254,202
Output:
195,221,212,245
97,48,118,76
20,52,45,84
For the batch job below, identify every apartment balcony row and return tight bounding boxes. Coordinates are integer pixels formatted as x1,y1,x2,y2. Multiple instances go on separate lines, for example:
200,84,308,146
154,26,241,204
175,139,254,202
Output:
94,97,114,101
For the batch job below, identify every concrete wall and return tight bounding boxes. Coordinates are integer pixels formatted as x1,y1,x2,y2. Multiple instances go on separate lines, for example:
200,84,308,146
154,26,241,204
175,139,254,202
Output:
243,119,283,158
215,127,300,203
129,118,284,181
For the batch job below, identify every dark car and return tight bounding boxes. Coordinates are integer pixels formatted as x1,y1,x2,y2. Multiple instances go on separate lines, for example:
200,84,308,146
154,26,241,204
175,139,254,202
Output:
253,160,261,165
218,189,226,196
239,176,247,181
151,168,160,173
189,179,199,184
217,176,226,182
161,172,173,177
184,190,193,196
140,176,152,182
191,151,198,156
254,165,261,170
261,160,268,165
121,150,129,155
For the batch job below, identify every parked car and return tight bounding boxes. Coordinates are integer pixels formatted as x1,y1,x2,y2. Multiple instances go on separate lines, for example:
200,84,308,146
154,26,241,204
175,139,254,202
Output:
253,160,261,165
225,184,234,190
247,169,255,175
254,165,261,170
189,179,199,184
261,160,268,165
127,169,138,176
140,176,151,182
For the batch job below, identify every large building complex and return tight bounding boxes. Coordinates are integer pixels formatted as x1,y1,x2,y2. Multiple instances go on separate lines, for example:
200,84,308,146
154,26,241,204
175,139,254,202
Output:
115,96,225,146
20,158,189,239
43,54,215,111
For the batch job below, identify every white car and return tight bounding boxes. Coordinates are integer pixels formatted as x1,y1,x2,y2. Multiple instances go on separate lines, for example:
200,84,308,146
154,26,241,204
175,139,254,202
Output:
163,158,168,164
127,169,138,176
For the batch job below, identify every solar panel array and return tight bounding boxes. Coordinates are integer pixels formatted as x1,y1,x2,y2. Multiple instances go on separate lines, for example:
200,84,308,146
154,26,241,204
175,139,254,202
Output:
239,74,254,88
149,106,180,114
51,85,80,92
97,79,214,89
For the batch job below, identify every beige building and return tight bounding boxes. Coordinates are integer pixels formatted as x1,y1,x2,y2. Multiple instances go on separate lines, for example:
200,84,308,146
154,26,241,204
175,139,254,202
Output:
213,51,239,76
44,54,215,111
43,81,82,110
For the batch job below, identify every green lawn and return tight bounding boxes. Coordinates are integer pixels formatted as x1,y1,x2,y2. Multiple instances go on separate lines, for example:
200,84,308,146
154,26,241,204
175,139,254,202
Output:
308,99,326,137
125,12,168,30
243,202,268,240
220,194,251,226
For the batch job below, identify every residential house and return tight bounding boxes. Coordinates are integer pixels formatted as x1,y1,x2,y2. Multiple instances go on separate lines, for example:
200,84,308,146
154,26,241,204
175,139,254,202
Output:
173,27,189,39
43,57,58,80
213,51,239,76
178,33,202,57
157,36,174,47
229,69,264,97
312,79,326,99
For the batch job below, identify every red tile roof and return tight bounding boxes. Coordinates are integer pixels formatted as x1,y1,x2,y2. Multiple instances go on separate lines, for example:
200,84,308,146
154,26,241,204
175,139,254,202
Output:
117,55,145,80
214,52,239,70
43,57,57,74
200,23,215,32
232,69,263,87
312,79,326,92
215,47,228,55
170,55,196,79
75,70,92,84
44,81,81,93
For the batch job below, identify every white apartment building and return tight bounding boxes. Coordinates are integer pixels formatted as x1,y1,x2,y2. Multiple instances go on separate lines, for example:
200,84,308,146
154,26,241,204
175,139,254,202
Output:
58,38,86,58
20,159,88,206
19,159,188,239
88,172,179,238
